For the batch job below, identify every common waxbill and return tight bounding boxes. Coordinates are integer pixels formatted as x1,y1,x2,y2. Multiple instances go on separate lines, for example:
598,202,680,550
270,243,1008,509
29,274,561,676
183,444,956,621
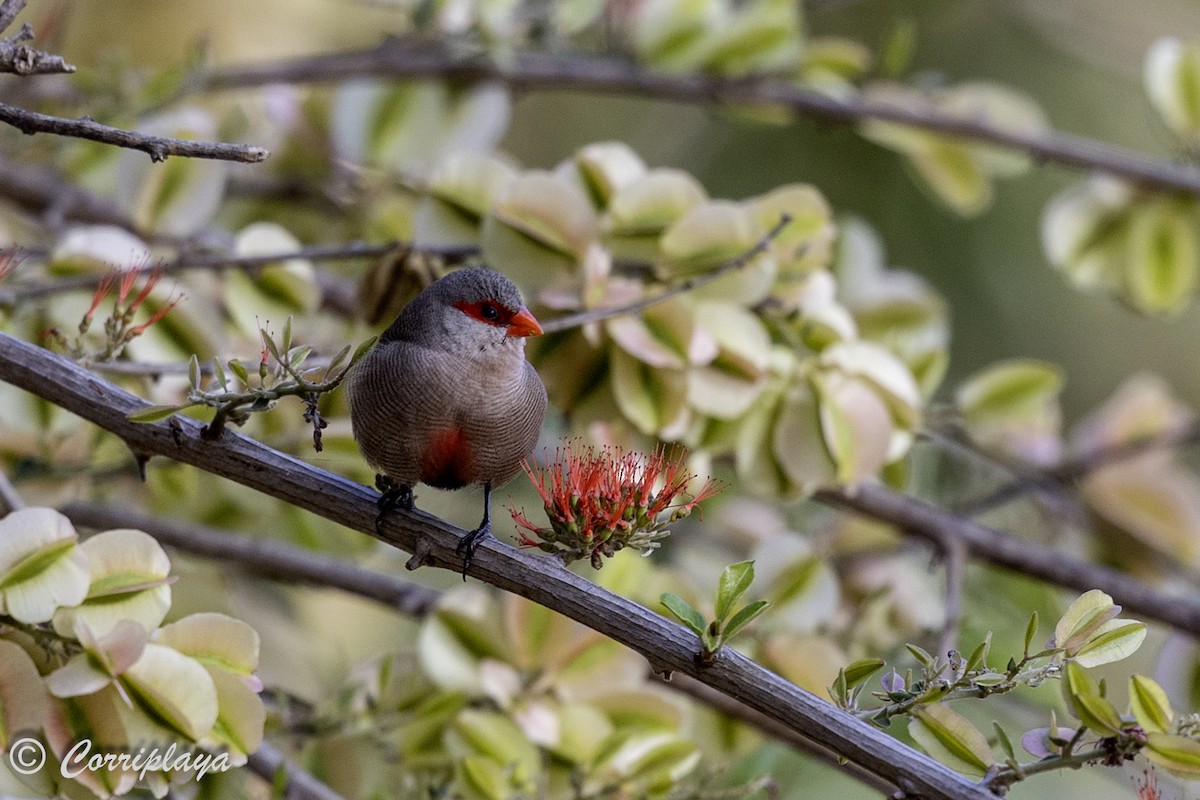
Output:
347,267,548,574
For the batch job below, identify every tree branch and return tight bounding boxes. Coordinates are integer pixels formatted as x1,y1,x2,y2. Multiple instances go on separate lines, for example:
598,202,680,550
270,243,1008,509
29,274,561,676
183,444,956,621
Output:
957,421,1200,516
202,38,1200,196
61,501,443,617
0,102,270,163
245,740,344,800
0,23,75,76
0,155,142,232
660,673,898,796
815,484,1200,636
0,0,25,36
0,331,995,800
60,502,903,796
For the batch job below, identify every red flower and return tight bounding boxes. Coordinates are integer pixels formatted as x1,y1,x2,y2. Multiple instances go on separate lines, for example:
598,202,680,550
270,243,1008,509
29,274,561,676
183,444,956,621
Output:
510,441,723,568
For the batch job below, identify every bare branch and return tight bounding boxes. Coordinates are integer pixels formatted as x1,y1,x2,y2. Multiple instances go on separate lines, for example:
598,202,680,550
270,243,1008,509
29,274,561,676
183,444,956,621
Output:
0,102,270,163
245,740,344,800
62,501,442,617
958,421,1200,516
539,214,791,335
0,155,140,232
0,331,996,800
202,38,1200,196
934,534,966,660
0,23,74,76
0,0,26,37
815,484,1200,635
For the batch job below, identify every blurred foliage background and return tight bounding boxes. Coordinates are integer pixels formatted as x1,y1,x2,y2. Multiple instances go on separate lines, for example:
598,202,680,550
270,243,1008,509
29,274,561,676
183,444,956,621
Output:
57,0,1200,416
3,1,1200,799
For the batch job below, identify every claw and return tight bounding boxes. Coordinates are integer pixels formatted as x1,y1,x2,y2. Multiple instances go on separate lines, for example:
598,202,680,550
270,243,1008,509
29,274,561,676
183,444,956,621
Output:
455,482,493,579
375,476,414,534
455,521,492,578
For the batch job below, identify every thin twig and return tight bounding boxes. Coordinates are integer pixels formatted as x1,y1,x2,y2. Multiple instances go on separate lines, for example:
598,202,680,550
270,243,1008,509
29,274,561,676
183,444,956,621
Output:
957,421,1200,516
61,501,442,617
0,332,997,800
814,483,1200,635
0,23,74,76
935,534,966,660
1,241,477,304
539,213,791,334
0,102,270,163
245,740,344,800
202,38,1200,196
0,0,26,36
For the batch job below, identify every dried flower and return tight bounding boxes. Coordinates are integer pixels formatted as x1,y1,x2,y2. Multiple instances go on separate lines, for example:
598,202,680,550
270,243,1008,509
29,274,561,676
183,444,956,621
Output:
509,442,723,569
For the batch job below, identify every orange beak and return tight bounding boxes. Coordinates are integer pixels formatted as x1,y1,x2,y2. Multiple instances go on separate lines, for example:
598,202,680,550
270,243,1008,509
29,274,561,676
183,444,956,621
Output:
507,307,543,338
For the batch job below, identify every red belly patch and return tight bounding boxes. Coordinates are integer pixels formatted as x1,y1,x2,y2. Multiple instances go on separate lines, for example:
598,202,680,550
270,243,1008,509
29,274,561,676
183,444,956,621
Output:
422,427,475,489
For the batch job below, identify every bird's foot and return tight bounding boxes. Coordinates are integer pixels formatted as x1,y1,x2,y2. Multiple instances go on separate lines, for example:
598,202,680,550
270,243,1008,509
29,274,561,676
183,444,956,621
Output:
455,521,492,579
375,476,414,534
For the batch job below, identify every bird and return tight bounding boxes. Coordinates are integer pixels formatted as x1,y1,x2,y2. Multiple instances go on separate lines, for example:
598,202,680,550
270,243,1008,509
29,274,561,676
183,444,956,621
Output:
347,267,548,576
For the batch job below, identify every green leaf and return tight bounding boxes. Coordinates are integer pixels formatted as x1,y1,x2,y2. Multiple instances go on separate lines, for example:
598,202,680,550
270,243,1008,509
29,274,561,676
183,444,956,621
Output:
120,643,218,741
1125,199,1198,314
1130,675,1174,734
350,335,379,366
1054,589,1120,654
906,643,935,670
956,358,1064,423
992,722,1016,761
188,354,201,389
722,599,770,640
716,560,756,624
323,343,352,380
908,705,995,777
127,405,185,423
661,593,706,636
1071,619,1146,667
227,359,250,385
1063,661,1124,736
281,316,293,355
964,635,991,674
1145,733,1200,777
1023,612,1039,656
842,658,886,688
203,361,221,394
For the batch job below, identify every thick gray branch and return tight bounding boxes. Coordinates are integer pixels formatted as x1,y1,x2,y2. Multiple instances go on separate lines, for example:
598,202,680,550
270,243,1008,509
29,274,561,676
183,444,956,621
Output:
0,331,994,800
245,740,343,800
204,38,1200,196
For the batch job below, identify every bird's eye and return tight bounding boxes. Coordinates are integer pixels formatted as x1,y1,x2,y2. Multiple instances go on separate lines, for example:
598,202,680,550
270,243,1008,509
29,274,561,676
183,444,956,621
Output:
479,304,499,321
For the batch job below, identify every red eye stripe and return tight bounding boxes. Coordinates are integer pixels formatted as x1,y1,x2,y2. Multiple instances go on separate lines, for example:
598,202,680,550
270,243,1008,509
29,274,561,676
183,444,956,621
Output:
453,299,516,327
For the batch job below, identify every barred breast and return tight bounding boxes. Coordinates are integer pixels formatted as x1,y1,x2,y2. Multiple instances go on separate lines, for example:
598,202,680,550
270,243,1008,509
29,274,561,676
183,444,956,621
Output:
347,339,547,490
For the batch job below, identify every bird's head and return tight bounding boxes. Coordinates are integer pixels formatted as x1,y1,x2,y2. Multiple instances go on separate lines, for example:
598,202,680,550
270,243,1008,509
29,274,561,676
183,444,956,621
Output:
385,267,543,353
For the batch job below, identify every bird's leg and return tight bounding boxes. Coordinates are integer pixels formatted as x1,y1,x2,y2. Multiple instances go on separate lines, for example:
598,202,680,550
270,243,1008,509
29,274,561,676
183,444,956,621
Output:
455,482,493,579
375,474,414,534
